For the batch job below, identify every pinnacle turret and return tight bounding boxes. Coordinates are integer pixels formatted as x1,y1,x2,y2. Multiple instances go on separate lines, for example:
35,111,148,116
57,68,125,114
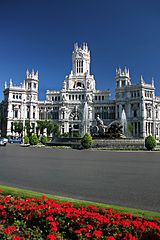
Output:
26,69,38,80
116,67,131,88
116,67,130,78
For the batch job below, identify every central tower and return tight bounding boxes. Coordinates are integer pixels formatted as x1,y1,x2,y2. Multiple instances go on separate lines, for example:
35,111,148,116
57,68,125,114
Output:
62,42,95,91
72,42,90,76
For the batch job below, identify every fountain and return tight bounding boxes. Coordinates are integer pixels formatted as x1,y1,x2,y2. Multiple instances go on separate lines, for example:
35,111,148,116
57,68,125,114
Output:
90,115,124,139
90,114,144,149
121,109,127,136
82,102,88,135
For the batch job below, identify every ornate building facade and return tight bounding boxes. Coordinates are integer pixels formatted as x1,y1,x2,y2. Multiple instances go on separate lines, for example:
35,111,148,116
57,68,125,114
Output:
1,42,160,139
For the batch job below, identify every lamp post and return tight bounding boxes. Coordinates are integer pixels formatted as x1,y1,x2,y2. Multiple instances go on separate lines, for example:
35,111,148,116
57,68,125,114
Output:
22,99,25,143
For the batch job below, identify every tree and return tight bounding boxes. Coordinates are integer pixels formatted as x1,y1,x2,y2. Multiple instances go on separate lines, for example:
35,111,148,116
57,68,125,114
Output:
36,120,60,137
52,123,60,137
13,121,23,136
145,135,156,151
127,123,133,137
61,132,70,138
25,120,32,136
81,133,93,149
37,121,47,135
46,121,54,136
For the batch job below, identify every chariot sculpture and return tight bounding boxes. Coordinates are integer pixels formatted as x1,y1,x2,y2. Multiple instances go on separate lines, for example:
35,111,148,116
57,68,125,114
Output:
90,115,126,139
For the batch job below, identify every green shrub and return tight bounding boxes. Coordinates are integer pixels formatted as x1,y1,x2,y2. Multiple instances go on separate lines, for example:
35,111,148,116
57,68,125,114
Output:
81,133,93,149
29,134,38,145
41,135,48,145
145,135,156,150
23,136,29,144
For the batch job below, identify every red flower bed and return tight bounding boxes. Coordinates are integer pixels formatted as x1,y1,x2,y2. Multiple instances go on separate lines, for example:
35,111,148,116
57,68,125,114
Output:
0,191,160,239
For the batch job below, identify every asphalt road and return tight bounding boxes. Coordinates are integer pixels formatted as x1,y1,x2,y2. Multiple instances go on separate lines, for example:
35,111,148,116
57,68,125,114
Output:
0,144,159,212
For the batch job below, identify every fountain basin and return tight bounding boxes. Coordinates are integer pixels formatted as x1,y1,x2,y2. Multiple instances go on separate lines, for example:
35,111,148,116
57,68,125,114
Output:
92,138,145,149
46,137,82,148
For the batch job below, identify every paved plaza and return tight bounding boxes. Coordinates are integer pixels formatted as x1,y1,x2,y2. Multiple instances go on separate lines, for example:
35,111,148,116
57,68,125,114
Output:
0,144,159,212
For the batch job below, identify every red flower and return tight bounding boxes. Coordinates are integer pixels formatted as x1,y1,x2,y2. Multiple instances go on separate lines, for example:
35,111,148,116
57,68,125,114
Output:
106,237,116,240
86,224,93,230
12,237,23,240
3,225,16,234
85,232,91,238
46,216,54,221
47,234,56,240
50,221,58,232
123,233,137,240
93,230,103,238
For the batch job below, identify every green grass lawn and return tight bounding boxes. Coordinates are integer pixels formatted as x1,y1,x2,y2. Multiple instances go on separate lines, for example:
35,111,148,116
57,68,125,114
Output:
0,184,159,220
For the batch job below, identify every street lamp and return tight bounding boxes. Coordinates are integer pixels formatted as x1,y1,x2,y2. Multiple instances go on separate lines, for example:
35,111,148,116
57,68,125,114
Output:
22,99,25,143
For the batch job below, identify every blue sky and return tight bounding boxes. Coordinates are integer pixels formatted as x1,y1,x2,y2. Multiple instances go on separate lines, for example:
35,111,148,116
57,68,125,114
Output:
0,0,160,100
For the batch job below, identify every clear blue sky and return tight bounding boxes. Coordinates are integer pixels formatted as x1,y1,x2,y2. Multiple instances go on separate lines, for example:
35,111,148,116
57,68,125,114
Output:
0,0,160,100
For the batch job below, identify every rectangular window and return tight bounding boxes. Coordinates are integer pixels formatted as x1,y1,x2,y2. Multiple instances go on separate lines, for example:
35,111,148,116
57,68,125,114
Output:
122,81,125,87
27,106,30,119
102,96,104,101
11,122,14,132
134,110,137,117
15,110,18,118
69,95,71,100
138,122,140,135
34,83,36,88
76,60,79,73
135,122,137,135
33,112,35,119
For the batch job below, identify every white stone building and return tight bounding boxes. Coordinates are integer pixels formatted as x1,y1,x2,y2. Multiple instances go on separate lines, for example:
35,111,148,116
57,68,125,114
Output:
1,42,160,139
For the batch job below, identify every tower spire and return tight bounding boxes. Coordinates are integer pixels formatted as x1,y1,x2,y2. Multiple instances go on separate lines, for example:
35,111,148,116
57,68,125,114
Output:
9,78,13,87
26,69,29,78
140,75,144,84
152,77,154,87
